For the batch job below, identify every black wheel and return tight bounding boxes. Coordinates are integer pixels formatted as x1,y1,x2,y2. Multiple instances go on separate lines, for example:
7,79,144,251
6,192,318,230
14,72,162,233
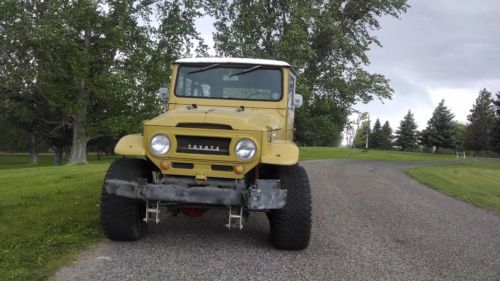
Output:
100,158,152,241
268,164,312,250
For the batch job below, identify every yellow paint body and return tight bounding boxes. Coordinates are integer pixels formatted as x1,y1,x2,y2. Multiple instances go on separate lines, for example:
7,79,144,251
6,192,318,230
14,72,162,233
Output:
114,134,145,156
115,62,300,179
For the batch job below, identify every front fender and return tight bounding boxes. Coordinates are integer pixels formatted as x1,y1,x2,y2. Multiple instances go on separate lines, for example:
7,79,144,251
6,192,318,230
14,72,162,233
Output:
260,141,299,165
114,134,145,156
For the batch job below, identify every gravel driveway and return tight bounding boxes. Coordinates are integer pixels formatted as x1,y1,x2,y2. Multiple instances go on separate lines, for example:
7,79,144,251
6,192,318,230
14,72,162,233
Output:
56,160,500,281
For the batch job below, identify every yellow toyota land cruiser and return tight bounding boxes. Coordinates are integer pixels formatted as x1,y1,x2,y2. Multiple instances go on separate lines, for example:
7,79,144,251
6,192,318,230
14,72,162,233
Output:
101,58,312,250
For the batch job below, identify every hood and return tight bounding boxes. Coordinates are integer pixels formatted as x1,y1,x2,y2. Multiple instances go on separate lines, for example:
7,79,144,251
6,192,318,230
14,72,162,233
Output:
145,107,282,131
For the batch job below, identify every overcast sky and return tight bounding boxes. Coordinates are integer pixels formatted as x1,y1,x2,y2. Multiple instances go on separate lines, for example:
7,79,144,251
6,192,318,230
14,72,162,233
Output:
196,0,500,130
356,0,500,130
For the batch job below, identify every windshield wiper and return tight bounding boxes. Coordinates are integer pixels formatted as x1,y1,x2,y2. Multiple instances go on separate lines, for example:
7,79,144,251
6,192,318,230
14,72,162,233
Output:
187,64,220,75
229,65,262,77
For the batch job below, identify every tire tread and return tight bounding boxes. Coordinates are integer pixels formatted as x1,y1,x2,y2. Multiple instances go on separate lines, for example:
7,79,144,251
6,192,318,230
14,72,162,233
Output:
269,164,312,250
100,158,151,241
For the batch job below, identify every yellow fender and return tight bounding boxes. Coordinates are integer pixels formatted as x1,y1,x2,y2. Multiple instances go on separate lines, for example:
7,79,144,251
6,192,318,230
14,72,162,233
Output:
114,134,145,156
260,141,299,165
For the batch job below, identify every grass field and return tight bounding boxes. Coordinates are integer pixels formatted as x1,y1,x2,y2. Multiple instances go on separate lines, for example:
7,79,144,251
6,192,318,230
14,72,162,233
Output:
0,164,106,281
299,147,458,161
407,162,500,212
1,147,458,171
0,154,115,170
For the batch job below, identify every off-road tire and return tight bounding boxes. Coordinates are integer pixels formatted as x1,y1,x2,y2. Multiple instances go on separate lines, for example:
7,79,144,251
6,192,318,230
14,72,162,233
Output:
100,158,152,241
268,164,312,250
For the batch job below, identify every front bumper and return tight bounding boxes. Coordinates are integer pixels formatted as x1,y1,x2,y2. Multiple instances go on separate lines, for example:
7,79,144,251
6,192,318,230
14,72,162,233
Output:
104,178,287,210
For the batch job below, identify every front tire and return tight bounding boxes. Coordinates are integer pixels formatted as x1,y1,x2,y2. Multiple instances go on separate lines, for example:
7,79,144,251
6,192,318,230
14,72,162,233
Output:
100,158,152,241
268,165,312,250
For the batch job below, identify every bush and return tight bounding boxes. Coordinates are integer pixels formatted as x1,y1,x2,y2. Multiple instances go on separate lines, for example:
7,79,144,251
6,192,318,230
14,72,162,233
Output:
465,150,500,158
435,148,456,155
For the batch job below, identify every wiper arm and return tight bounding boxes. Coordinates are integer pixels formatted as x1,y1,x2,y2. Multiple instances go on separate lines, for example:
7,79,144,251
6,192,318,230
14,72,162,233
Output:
229,65,262,77
187,64,220,74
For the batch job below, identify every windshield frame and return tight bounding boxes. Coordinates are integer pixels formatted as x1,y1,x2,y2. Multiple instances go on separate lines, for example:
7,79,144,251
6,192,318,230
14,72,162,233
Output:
173,64,285,102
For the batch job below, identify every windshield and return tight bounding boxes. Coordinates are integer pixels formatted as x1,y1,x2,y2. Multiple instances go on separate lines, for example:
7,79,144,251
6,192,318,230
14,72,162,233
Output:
175,65,283,101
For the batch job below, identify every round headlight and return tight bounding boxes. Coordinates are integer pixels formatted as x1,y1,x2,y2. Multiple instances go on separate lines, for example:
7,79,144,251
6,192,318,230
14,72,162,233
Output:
150,134,170,156
235,139,256,161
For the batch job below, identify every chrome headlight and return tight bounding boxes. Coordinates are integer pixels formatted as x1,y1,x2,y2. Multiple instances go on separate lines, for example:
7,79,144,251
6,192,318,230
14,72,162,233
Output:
150,134,170,156
235,139,256,161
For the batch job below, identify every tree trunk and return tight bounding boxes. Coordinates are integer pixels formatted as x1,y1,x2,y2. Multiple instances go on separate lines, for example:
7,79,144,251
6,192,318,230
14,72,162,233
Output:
69,25,91,165
64,146,71,161
68,88,90,165
29,133,38,165
53,146,64,165
68,112,89,164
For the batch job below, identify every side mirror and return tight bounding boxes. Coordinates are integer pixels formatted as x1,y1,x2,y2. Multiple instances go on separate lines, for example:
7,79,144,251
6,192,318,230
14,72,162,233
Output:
159,87,169,102
293,94,303,108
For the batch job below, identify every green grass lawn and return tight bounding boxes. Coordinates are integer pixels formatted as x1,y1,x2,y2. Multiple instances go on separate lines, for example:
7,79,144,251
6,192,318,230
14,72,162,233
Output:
0,147,460,170
299,147,458,161
407,162,500,212
0,164,107,281
0,154,115,170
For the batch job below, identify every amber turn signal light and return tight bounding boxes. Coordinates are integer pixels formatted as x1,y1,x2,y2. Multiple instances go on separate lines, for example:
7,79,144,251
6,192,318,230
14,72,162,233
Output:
160,160,171,170
233,164,245,175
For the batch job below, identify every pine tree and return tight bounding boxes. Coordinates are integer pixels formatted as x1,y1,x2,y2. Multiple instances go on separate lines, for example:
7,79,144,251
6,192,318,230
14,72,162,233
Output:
465,89,496,151
490,92,500,152
369,119,383,149
395,110,418,152
421,100,457,152
381,121,393,150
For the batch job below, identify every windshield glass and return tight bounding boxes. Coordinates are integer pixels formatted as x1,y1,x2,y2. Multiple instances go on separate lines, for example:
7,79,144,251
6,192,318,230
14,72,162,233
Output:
175,65,282,101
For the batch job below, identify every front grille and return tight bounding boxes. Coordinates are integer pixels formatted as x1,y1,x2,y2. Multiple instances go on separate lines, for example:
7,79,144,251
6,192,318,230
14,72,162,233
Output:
176,136,231,155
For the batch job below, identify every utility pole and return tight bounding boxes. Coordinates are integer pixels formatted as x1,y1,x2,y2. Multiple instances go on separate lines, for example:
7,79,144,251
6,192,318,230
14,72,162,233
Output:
352,115,360,156
365,115,370,152
352,112,369,157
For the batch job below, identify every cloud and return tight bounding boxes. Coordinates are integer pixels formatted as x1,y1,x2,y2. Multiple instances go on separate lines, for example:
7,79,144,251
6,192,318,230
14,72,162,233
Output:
193,1,500,136
357,0,500,133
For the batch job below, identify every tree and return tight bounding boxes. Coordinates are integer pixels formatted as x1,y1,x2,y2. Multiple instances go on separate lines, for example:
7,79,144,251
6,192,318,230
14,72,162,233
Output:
369,118,383,149
0,89,54,164
490,92,500,152
465,89,496,152
455,122,467,151
380,121,393,150
294,95,345,146
395,110,418,152
0,0,204,164
0,117,30,153
208,0,409,145
354,120,370,149
420,100,457,152
0,3,54,164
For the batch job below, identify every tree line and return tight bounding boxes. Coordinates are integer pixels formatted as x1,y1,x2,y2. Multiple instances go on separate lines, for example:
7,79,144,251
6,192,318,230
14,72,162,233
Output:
0,0,409,164
353,118,393,150
0,0,206,164
354,89,500,155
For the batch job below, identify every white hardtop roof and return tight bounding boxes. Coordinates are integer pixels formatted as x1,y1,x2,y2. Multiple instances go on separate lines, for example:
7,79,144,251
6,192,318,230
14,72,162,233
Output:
175,57,291,67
